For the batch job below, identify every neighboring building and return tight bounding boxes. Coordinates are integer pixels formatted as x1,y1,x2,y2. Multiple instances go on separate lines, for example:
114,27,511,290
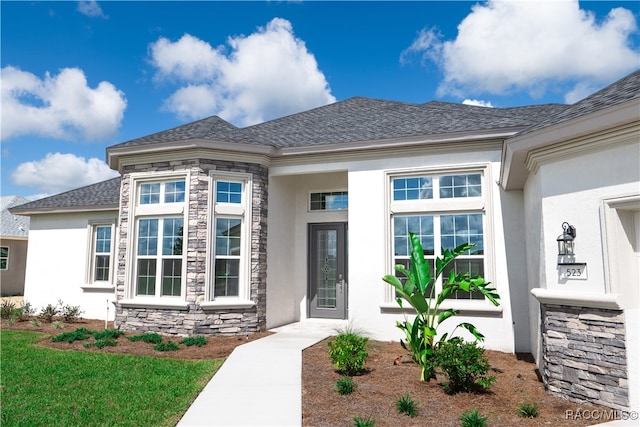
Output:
1,196,30,296
11,70,639,412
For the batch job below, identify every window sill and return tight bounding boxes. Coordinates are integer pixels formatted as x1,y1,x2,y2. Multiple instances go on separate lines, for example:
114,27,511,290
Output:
118,299,190,310
380,301,502,315
200,300,255,310
81,284,115,292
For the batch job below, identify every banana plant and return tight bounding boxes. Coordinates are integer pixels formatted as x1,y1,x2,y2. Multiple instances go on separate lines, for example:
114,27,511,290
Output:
382,232,500,381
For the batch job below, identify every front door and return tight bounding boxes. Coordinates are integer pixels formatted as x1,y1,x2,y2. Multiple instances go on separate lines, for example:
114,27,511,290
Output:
308,223,348,319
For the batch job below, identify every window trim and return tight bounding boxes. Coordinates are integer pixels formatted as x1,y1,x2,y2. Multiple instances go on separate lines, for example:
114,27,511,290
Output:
0,246,9,271
383,164,497,310
204,171,254,306
85,220,116,287
125,171,190,301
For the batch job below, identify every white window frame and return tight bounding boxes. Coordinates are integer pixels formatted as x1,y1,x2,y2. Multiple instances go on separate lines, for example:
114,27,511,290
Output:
121,171,189,308
384,164,498,311
0,246,9,271
85,221,116,288
202,171,254,309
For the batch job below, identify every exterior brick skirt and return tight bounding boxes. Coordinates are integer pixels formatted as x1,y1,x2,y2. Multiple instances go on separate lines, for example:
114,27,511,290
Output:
541,304,629,410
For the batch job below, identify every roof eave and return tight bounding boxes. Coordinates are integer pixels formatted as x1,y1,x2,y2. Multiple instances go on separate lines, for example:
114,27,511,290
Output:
9,204,119,216
278,127,524,156
500,98,640,191
107,139,276,171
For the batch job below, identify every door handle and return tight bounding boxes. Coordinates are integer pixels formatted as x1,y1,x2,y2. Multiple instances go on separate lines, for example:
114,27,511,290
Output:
338,274,345,292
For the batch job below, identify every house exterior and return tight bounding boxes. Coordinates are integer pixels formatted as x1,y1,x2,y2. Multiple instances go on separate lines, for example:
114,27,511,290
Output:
11,70,639,412
1,196,30,296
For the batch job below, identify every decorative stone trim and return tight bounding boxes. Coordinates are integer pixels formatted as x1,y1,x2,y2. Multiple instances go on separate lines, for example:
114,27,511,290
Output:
540,303,629,410
113,158,268,336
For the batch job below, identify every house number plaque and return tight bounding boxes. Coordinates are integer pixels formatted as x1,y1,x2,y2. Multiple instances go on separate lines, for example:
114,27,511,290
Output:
559,263,587,280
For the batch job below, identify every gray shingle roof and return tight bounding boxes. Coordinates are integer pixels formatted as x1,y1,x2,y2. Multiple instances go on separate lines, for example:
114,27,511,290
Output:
242,98,571,148
1,196,31,237
110,97,571,150
518,69,640,135
109,116,261,148
9,178,121,214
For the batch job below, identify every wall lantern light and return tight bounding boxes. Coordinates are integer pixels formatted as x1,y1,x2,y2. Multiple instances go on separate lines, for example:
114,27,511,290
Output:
557,222,576,260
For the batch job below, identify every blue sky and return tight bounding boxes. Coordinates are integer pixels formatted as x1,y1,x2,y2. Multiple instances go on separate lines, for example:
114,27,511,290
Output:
1,1,639,199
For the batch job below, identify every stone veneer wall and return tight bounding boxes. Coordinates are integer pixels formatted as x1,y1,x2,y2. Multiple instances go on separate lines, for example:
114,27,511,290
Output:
541,304,629,410
114,158,268,336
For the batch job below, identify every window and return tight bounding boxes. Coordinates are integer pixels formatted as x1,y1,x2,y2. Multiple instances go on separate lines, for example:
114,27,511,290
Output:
128,173,188,302
210,173,252,301
216,181,242,204
440,173,481,198
310,191,348,211
139,180,185,205
390,170,487,301
90,224,113,282
136,217,183,297
214,218,241,296
0,246,8,270
393,177,433,200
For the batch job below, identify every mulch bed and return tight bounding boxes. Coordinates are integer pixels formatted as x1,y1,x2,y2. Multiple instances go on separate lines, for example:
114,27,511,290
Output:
302,338,609,426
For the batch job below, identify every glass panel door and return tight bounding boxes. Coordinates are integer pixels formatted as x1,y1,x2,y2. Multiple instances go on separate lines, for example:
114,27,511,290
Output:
309,223,347,319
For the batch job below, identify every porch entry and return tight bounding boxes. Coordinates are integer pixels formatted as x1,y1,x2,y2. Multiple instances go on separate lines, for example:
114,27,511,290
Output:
308,223,348,319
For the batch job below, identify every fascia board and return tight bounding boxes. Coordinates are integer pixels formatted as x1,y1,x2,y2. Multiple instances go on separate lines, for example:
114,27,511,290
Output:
107,139,276,171
500,98,640,191
9,205,119,216
277,128,522,157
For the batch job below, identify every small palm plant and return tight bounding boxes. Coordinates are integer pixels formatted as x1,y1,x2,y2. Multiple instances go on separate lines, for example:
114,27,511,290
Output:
459,408,488,427
382,232,500,381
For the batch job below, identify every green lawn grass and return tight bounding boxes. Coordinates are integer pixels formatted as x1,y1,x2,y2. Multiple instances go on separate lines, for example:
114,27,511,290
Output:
1,330,223,427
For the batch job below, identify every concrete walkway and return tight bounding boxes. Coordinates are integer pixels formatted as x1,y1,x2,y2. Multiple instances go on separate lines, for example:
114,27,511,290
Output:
177,320,345,427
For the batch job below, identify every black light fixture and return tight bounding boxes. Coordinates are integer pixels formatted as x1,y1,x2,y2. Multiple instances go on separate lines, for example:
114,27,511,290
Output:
557,222,576,259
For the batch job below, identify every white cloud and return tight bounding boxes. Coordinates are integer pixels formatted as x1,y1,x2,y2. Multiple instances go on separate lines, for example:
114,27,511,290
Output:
462,99,494,108
11,153,119,195
1,66,127,141
403,0,640,102
149,18,336,126
150,34,224,83
77,1,107,18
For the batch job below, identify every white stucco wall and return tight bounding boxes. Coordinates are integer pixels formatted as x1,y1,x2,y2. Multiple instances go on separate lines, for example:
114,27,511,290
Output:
537,142,640,294
526,139,640,411
23,212,117,322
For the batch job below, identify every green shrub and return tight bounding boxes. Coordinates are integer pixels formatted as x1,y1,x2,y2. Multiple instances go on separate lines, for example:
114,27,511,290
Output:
395,393,418,417
51,328,94,343
180,336,207,347
93,329,124,340
327,333,369,375
128,333,163,344
517,401,539,418
154,341,179,352
459,408,488,427
19,301,35,321
435,337,495,394
58,300,83,323
353,416,375,427
334,377,357,395
94,338,118,349
1,299,17,319
39,304,59,322
52,321,63,329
